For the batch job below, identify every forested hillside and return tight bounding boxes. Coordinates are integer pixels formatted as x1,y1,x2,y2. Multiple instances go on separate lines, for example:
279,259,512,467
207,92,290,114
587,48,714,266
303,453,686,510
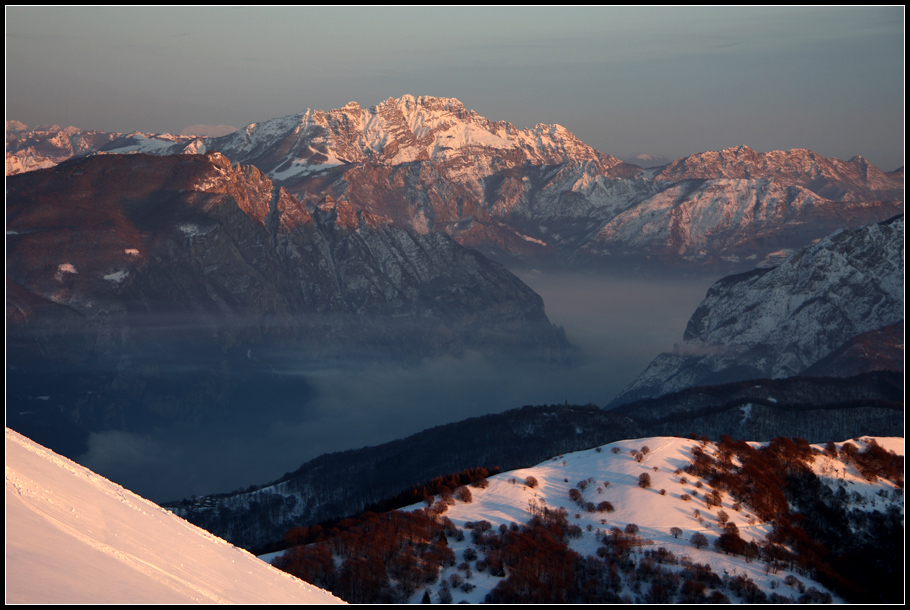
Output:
168,371,902,551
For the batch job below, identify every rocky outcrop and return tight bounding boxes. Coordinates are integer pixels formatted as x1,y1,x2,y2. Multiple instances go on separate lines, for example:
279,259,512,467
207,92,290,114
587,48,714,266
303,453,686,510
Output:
610,215,904,405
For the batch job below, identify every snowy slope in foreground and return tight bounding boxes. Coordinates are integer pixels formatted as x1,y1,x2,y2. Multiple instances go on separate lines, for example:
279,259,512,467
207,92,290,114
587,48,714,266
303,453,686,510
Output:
5,428,343,604
390,435,903,603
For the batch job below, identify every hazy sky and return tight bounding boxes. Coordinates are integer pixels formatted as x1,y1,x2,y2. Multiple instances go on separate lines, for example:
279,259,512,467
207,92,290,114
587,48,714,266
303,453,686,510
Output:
7,6,904,168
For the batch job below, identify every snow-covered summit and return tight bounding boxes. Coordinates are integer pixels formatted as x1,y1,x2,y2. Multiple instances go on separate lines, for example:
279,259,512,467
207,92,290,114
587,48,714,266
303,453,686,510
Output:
5,427,344,604
207,94,619,180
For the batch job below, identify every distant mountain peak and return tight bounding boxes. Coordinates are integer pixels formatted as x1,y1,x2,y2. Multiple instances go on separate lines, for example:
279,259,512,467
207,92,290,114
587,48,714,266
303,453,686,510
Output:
654,145,901,201
6,119,29,132
205,95,618,181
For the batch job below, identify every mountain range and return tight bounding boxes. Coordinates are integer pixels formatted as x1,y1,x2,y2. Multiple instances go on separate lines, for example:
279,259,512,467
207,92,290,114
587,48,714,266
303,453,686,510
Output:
6,99,903,498
5,96,904,604
7,96,903,266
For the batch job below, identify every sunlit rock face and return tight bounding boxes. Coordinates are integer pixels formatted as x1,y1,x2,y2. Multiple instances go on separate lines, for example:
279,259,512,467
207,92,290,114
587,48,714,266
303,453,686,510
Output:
6,152,570,451
197,99,903,264
609,215,904,406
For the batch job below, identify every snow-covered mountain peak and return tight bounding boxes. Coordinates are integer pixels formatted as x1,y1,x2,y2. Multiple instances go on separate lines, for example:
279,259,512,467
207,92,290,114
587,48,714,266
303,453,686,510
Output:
720,144,756,157
383,93,467,113
653,145,902,203
207,95,619,179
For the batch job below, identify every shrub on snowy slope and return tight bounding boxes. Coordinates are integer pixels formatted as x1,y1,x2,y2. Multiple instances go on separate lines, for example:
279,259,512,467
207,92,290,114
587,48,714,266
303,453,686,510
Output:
272,435,903,604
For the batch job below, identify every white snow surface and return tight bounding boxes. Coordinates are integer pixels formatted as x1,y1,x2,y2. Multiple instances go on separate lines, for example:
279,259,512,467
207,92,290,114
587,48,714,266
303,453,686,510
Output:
379,435,903,604
5,427,344,605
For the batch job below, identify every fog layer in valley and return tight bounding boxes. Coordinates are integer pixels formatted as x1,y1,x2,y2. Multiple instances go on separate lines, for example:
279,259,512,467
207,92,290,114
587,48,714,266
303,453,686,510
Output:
77,269,717,503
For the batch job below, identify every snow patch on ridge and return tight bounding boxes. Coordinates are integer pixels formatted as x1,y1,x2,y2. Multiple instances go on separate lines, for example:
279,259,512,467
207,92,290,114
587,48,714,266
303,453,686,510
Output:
355,435,901,604
55,263,77,281
103,270,129,283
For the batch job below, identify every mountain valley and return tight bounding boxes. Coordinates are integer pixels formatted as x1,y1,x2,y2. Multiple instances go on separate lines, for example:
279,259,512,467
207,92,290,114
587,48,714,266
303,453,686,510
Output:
5,95,904,605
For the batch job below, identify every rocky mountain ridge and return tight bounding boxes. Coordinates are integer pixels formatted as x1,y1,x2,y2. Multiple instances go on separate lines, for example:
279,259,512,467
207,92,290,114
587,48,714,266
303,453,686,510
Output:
210,95,623,178
7,151,567,358
653,145,903,202
7,152,569,452
5,119,198,175
610,215,904,406
9,97,902,266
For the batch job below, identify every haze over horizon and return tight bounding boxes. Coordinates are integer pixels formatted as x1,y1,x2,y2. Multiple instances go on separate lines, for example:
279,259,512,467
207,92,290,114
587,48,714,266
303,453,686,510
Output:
6,6,905,171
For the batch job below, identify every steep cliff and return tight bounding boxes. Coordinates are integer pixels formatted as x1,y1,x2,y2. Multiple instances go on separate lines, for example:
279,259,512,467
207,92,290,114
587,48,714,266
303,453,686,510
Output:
610,215,904,405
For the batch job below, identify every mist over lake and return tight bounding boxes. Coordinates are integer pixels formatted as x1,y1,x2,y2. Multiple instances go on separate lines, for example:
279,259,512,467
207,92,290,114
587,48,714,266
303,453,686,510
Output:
75,268,717,503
